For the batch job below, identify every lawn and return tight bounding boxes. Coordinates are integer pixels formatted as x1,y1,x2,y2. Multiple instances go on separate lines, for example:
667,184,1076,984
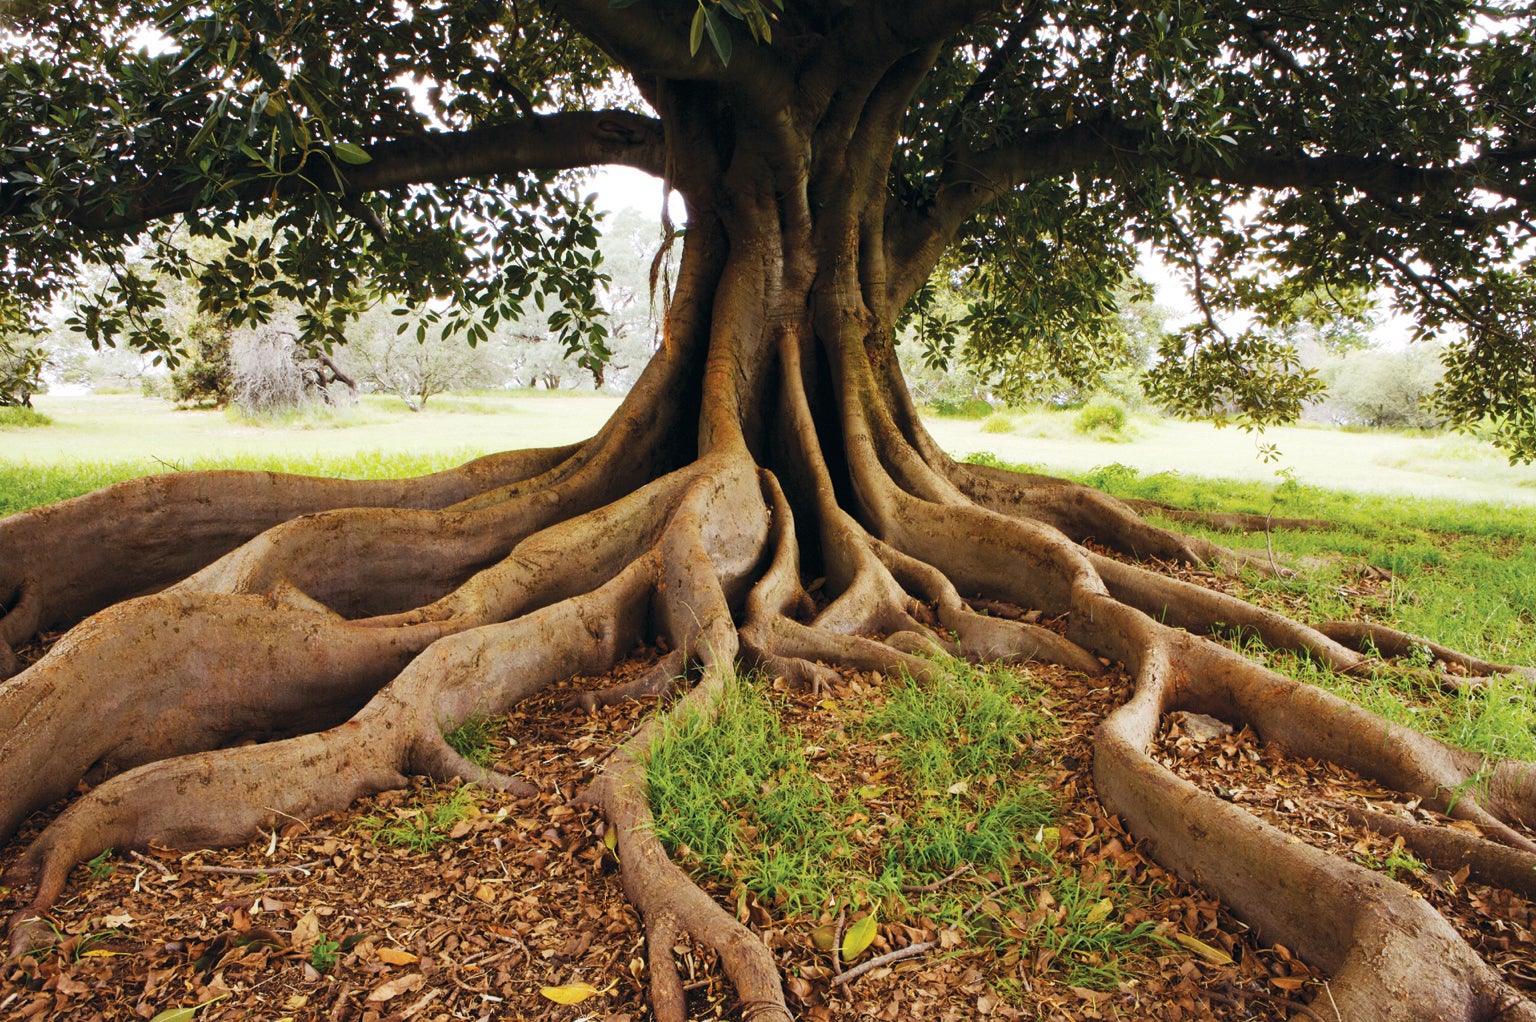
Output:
5,392,1531,512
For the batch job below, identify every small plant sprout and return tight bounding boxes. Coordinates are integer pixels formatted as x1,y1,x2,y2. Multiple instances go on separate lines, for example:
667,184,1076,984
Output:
86,848,114,880
310,932,341,973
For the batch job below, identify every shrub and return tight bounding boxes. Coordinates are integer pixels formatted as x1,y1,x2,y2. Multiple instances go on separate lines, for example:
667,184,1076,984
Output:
170,326,233,408
1320,346,1445,430
980,412,1016,434
932,396,995,419
1075,394,1128,434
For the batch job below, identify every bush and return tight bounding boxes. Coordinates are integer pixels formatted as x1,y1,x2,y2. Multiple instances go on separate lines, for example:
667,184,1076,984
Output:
932,396,995,419
980,412,1016,434
1075,394,1128,434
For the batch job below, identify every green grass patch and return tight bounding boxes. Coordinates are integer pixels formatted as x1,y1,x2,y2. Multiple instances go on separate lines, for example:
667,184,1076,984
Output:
646,661,1165,990
443,714,500,768
0,451,477,517
356,786,476,853
0,405,51,428
646,676,863,915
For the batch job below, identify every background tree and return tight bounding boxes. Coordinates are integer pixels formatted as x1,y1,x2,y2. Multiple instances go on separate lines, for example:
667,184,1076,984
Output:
345,301,506,409
168,319,232,407
0,299,47,408
2,4,1535,1021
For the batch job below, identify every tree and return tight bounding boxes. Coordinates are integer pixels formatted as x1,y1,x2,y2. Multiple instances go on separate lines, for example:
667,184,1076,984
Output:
168,319,232,407
342,302,499,410
1,4,1535,1020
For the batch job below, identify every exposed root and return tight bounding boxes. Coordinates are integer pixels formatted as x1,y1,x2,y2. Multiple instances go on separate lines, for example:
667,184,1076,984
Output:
573,648,688,711
0,446,577,664
1346,806,1536,899
1120,498,1338,534
582,663,793,1022
1320,620,1536,684
1091,627,1535,1022
3,317,1533,1020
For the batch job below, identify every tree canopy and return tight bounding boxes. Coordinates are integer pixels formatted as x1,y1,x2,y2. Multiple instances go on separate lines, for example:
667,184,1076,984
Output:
2,0,1533,450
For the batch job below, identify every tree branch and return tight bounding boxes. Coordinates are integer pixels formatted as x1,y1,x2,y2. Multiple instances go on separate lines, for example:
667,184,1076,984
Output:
22,110,667,233
547,0,794,100
885,110,1534,304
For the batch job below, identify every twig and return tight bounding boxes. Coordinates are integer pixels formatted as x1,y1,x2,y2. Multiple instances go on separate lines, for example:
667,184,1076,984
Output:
1323,982,1343,1021
899,863,973,894
831,939,938,986
830,905,846,976
835,874,1047,988
128,850,174,878
191,860,324,876
1265,508,1280,577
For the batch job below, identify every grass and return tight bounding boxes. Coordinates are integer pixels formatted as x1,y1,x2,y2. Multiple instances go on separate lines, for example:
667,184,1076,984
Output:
645,662,1166,989
0,405,50,428
0,452,477,517
444,714,500,768
356,786,476,854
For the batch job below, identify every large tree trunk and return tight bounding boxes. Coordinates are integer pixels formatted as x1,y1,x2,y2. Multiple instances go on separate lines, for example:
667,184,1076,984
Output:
3,84,1535,1022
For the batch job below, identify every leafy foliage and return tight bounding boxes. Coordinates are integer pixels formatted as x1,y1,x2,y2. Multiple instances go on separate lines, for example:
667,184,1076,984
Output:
3,0,1535,453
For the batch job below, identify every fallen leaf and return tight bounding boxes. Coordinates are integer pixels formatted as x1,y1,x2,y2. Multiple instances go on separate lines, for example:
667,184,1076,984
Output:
841,912,878,962
290,912,320,953
148,1010,198,1022
1270,975,1307,991
1083,898,1114,926
539,980,615,1004
809,923,837,951
1173,932,1234,966
378,947,419,966
367,973,426,1002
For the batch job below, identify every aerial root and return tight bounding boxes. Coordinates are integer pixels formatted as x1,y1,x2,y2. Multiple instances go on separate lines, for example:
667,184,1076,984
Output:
1345,806,1536,899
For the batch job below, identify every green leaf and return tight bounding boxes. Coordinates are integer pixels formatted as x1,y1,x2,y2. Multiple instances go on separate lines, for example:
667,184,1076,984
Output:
689,4,706,56
704,7,732,65
148,1010,197,1022
841,911,878,962
332,142,372,165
